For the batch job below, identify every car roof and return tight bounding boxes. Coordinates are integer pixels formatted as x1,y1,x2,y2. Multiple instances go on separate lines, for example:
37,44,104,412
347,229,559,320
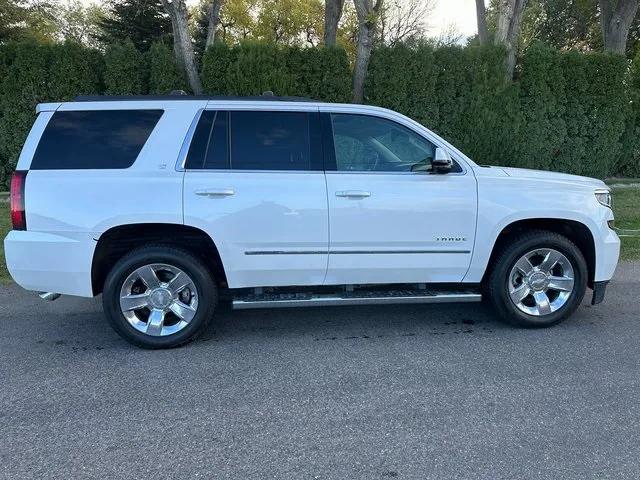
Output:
73,94,317,103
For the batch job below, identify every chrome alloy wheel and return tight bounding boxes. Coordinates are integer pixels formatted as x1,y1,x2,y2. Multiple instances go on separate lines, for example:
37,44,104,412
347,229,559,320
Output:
119,263,199,337
508,248,575,317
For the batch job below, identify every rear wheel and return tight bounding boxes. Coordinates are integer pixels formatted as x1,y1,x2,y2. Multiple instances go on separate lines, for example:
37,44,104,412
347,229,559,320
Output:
102,246,217,348
488,230,587,327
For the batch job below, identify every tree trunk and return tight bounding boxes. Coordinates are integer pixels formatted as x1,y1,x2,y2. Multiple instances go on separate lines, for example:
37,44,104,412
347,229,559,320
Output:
324,0,346,46
206,0,224,48
161,0,203,94
494,0,528,80
352,0,383,103
475,0,489,45
599,0,639,54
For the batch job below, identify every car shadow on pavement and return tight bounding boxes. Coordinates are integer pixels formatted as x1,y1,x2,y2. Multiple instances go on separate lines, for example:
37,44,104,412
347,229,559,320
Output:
1,283,594,352
199,301,515,344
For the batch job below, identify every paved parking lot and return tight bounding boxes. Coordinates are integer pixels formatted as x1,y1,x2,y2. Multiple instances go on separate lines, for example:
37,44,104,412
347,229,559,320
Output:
1,262,639,479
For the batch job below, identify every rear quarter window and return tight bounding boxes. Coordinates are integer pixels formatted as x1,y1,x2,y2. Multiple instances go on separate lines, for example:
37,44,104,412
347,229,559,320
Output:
31,109,163,170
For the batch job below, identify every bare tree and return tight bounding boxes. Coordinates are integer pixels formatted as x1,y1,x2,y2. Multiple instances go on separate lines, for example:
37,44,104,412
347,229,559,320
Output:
475,0,489,45
436,23,463,47
599,0,639,54
494,0,528,80
205,0,224,48
352,0,384,103
379,0,434,46
161,0,202,94
324,0,346,46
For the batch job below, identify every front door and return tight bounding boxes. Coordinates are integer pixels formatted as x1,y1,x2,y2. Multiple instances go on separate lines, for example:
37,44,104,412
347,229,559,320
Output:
183,108,328,288
322,112,477,285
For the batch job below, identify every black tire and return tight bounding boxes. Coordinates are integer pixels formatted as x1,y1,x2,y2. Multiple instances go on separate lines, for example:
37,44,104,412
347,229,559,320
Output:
102,245,217,348
488,230,587,328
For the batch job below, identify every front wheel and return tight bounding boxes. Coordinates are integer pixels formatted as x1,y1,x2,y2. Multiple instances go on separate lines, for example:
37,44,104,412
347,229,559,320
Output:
488,230,587,327
102,245,217,348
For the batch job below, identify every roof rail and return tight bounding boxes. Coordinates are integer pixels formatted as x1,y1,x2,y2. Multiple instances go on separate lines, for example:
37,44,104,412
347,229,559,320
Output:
72,94,318,103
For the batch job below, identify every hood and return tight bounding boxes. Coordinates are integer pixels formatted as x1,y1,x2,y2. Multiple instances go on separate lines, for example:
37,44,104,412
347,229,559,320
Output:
499,167,607,189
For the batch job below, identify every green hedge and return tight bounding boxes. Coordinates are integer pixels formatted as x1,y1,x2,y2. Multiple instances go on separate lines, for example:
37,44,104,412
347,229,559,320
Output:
201,42,351,102
0,39,638,189
0,42,49,186
0,40,185,185
366,41,631,178
148,41,187,94
516,42,566,172
0,42,105,186
367,44,523,169
104,40,146,95
618,48,640,178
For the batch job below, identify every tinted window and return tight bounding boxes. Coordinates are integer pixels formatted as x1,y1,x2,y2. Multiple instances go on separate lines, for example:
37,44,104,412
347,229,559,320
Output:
32,110,163,170
185,110,229,169
230,111,310,171
185,110,214,169
331,114,439,173
205,111,229,169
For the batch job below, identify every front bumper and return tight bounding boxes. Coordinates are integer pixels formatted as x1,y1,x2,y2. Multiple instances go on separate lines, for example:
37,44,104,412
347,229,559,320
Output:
4,230,96,297
594,226,620,282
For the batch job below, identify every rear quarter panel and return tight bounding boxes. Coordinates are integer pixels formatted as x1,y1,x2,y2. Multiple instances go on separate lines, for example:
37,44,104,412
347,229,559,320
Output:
24,101,205,235
6,101,205,297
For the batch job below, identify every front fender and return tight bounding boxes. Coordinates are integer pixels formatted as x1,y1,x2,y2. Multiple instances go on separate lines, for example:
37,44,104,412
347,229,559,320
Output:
463,176,616,283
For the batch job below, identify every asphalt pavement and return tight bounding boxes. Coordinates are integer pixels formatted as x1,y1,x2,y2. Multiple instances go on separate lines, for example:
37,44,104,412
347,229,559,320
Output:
1,262,639,480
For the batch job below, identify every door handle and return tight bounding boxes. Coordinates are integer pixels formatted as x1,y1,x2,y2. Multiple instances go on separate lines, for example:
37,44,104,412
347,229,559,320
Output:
195,188,235,197
335,190,371,198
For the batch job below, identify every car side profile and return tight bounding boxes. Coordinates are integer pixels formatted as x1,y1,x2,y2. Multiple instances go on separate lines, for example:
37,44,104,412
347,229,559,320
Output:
4,95,620,348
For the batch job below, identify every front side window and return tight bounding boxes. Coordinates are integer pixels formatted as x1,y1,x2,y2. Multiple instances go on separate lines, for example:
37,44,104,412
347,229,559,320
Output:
32,110,163,170
331,114,437,173
230,111,311,171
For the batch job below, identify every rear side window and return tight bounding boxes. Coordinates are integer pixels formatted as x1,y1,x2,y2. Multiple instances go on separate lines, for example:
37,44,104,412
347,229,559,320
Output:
31,110,163,170
186,110,321,171
185,110,229,170
230,111,312,171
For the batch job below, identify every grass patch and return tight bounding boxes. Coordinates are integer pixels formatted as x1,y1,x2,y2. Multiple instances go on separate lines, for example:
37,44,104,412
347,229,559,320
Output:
0,202,10,283
612,187,640,261
607,178,640,186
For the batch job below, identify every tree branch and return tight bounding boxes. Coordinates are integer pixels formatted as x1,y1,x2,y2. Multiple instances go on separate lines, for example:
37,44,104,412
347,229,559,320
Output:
475,0,488,44
205,0,224,48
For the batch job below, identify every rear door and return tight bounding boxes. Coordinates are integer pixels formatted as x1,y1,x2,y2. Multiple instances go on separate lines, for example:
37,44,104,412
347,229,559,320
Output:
183,106,329,288
322,110,477,285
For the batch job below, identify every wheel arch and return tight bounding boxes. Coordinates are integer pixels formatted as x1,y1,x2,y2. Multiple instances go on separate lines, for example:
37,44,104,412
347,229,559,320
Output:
92,223,227,296
481,218,596,288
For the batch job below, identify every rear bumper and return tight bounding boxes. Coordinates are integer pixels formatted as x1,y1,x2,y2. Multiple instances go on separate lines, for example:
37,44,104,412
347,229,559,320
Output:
4,230,96,297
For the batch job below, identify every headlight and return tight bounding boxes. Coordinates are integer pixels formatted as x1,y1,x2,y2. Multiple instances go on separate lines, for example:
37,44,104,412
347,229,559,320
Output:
595,189,612,209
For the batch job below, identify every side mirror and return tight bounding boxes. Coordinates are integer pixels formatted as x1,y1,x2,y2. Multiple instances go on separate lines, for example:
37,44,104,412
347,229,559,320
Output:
432,147,453,173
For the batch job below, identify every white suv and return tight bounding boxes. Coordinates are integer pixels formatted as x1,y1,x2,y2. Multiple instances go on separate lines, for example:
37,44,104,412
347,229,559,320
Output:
4,95,620,348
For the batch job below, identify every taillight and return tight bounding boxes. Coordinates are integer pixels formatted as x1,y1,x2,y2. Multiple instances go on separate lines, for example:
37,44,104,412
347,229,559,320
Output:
10,171,27,231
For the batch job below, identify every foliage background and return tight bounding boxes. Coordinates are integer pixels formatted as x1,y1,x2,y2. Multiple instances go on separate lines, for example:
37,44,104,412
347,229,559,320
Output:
0,39,639,187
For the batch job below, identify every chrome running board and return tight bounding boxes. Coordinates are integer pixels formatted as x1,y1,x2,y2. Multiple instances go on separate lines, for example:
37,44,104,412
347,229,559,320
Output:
232,290,481,310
